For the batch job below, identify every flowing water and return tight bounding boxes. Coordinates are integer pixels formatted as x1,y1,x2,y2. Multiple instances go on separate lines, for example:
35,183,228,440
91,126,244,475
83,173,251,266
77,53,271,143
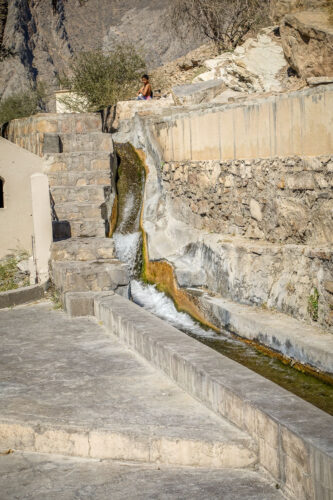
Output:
113,143,333,416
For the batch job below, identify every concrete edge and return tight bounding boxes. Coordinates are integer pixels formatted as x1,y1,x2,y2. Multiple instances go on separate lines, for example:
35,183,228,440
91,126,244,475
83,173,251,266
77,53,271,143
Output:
77,292,333,500
0,419,257,468
0,285,44,309
194,292,333,376
64,291,115,317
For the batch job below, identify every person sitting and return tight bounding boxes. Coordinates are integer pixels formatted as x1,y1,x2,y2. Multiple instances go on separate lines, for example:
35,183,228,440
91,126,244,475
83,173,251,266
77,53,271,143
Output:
137,74,153,100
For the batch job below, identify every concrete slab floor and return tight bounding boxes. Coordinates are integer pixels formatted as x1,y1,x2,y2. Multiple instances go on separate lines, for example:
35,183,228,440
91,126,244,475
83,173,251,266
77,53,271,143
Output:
0,452,286,500
0,301,255,468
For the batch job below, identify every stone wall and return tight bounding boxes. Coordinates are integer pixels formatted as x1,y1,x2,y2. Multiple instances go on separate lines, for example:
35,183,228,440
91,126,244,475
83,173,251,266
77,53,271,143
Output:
162,156,333,245
4,113,102,157
160,155,333,331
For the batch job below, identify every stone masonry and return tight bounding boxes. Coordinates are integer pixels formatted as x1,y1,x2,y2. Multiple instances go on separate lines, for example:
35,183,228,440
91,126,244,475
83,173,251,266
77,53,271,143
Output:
162,156,333,245
162,155,333,331
5,113,129,296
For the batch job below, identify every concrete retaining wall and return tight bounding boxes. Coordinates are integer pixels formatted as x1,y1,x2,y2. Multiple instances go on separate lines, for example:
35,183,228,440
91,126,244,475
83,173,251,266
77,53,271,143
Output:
91,293,333,500
152,85,333,162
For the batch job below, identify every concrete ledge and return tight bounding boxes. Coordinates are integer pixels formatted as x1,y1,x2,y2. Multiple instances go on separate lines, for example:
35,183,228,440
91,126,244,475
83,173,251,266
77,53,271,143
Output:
64,291,115,317
94,294,333,500
0,285,44,309
0,419,256,468
194,292,333,376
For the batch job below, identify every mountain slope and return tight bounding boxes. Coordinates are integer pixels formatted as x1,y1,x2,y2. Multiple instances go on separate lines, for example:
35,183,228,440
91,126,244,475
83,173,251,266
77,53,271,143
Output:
0,0,203,100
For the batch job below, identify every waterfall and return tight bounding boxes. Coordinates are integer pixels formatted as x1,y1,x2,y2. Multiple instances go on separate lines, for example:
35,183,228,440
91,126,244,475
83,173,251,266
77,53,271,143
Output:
112,143,215,337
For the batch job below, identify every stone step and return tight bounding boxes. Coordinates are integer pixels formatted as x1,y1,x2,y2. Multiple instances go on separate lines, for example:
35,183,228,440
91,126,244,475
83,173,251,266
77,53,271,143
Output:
30,113,103,134
52,113,103,134
53,201,104,221
0,452,285,500
43,132,113,154
70,219,107,238
51,260,129,294
51,237,116,262
51,186,108,204
45,151,113,173
0,303,257,469
48,170,111,187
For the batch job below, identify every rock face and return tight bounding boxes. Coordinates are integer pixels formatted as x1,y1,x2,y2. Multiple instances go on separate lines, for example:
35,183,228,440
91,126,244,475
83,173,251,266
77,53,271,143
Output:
0,0,202,100
193,29,289,95
270,0,328,21
281,10,333,78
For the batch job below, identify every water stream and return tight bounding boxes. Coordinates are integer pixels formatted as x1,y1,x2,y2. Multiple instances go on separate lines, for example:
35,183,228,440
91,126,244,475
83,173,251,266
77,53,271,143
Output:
112,143,333,416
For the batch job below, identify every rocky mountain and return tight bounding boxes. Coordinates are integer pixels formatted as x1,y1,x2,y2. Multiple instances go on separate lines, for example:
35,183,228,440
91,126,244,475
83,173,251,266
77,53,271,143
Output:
0,0,203,100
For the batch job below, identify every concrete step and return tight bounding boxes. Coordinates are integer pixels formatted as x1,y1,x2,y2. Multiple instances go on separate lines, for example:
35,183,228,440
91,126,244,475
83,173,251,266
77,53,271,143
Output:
51,186,108,204
51,260,129,294
0,303,257,469
48,170,111,187
53,202,104,221
51,237,116,262
0,452,286,500
45,151,113,173
43,132,113,154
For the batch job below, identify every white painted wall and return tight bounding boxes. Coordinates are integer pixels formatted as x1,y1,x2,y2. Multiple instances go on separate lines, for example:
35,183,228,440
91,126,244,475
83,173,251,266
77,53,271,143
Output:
0,138,52,283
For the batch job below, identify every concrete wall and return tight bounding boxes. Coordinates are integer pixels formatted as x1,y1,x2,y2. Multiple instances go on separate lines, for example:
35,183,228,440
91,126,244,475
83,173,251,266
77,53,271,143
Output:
0,139,52,282
152,85,333,162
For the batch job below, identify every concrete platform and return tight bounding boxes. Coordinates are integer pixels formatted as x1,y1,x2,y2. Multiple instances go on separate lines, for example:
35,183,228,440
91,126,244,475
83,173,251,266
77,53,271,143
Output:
0,302,256,468
0,452,285,500
93,293,333,500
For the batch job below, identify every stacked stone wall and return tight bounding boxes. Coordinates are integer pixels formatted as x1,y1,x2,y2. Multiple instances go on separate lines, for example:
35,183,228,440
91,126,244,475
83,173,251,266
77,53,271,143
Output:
162,155,333,331
4,113,102,156
163,156,333,245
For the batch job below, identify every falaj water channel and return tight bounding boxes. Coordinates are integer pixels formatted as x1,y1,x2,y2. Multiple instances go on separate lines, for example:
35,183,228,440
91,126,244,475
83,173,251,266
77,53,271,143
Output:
112,143,333,416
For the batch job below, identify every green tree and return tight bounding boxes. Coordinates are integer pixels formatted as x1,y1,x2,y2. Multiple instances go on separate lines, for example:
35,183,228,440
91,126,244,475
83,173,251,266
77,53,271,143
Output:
60,45,146,112
0,83,48,125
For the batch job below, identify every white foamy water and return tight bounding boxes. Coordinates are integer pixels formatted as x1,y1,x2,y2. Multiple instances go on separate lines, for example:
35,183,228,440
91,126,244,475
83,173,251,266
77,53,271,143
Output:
118,193,135,232
113,232,141,274
130,280,217,338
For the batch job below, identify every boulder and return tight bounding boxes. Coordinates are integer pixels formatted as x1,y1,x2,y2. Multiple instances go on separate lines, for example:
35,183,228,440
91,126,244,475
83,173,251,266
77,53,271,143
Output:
270,0,328,21
194,31,287,94
280,10,333,78
172,79,226,105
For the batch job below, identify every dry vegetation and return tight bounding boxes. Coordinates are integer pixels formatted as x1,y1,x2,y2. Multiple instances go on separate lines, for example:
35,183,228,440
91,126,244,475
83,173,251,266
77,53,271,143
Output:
166,0,270,52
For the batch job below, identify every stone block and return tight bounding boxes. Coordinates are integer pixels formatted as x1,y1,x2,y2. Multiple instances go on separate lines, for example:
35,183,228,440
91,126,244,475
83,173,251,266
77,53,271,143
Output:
43,134,61,154
172,80,226,105
0,285,44,309
286,173,315,190
281,427,310,472
259,438,280,480
65,291,115,317
36,120,58,134
283,454,314,500
250,199,263,221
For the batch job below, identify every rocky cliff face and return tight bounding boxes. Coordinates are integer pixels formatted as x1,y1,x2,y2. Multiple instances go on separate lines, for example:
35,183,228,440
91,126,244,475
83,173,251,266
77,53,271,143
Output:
0,0,202,100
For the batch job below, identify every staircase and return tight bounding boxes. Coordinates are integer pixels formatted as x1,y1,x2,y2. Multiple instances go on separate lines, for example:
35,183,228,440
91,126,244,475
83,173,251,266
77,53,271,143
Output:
41,114,129,297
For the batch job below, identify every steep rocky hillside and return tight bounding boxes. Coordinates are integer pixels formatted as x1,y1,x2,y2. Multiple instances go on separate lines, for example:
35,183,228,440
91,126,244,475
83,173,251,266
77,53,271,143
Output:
0,0,203,100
